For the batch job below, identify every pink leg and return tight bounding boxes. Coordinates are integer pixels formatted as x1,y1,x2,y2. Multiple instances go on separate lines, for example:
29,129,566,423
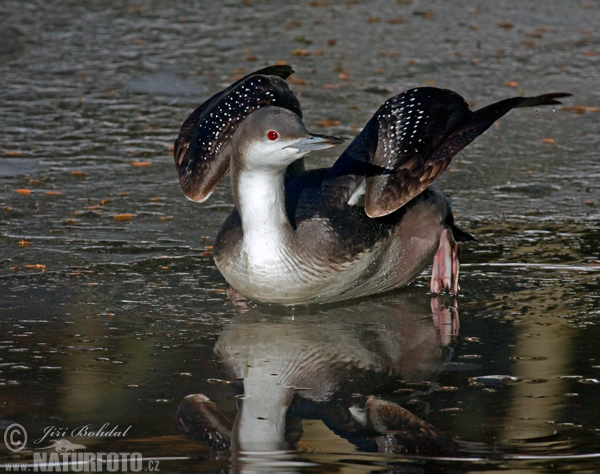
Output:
430,228,460,295
430,297,460,346
226,286,255,311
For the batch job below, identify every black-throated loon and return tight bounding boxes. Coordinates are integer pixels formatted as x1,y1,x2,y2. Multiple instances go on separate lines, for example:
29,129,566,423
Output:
174,65,569,305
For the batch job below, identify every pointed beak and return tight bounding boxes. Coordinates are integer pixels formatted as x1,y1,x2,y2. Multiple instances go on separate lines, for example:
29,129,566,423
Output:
287,133,344,153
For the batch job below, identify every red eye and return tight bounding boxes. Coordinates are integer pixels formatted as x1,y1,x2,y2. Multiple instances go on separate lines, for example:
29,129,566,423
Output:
267,130,279,141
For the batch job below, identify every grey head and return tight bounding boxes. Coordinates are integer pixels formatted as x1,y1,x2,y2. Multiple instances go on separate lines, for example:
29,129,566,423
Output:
232,107,343,172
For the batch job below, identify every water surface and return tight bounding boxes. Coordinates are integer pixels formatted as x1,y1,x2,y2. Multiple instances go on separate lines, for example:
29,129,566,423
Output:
1,1,599,472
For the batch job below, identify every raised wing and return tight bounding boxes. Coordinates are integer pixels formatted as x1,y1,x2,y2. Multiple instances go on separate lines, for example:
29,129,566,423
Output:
363,88,571,217
174,65,302,202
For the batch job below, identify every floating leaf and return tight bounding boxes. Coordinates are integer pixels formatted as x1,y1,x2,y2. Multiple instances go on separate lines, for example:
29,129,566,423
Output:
564,105,598,114
129,161,151,167
18,240,30,247
72,171,87,177
498,22,514,29
316,120,341,127
113,213,134,221
4,150,23,156
542,138,556,144
44,191,62,196
16,189,31,195
288,76,307,85
504,81,519,88
291,48,310,56
24,264,46,271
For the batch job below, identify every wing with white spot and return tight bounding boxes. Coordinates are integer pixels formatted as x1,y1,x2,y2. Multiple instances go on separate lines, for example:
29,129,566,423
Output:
174,65,302,202
364,88,471,217
363,88,570,217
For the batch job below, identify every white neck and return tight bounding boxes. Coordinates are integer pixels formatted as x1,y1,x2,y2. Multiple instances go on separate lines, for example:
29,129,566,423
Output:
233,167,292,266
235,376,293,452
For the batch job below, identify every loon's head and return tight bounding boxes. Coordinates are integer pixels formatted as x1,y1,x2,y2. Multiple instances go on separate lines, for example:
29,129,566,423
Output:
234,107,343,171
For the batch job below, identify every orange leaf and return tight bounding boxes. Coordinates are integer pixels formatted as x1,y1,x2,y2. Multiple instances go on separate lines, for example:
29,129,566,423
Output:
542,138,556,144
504,81,519,88
113,213,134,221
4,150,23,156
44,191,62,196
18,240,30,247
564,105,597,114
16,189,32,195
72,171,87,177
24,264,46,270
291,48,310,56
129,161,151,167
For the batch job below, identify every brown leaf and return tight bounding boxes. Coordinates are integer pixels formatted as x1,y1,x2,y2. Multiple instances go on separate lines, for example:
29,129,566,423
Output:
18,240,30,247
130,161,152,167
498,22,514,29
291,48,310,56
4,150,23,156
542,138,556,144
72,171,87,177
504,81,519,88
288,76,307,85
316,120,341,127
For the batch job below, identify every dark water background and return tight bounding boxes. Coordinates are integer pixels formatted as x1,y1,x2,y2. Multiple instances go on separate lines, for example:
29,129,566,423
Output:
0,0,599,472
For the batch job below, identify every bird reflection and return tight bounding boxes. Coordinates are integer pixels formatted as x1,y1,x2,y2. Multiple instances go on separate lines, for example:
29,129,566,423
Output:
176,296,459,466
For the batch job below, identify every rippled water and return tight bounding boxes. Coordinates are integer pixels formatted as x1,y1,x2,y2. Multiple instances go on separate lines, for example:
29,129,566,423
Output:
1,0,599,472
